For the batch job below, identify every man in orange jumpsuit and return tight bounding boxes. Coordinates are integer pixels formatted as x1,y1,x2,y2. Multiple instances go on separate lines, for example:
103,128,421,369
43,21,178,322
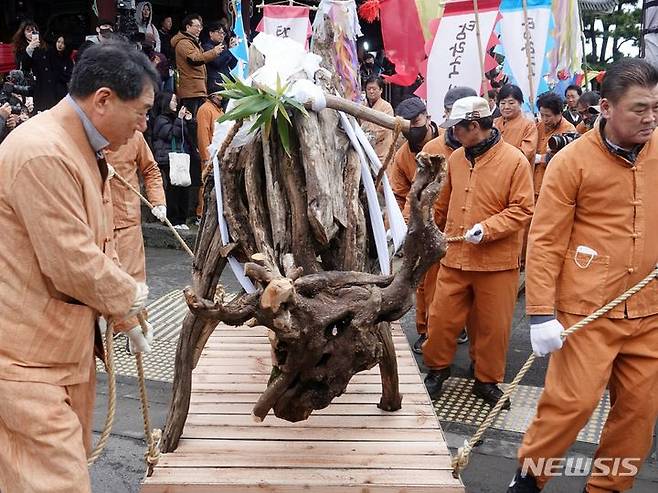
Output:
533,92,576,200
0,42,155,493
106,130,166,353
195,90,223,217
508,58,658,493
413,86,477,354
388,95,450,354
494,84,538,165
361,76,394,165
423,96,534,407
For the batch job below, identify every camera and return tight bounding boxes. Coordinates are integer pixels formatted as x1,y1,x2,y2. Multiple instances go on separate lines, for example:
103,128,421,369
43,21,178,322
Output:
116,0,139,40
548,132,580,153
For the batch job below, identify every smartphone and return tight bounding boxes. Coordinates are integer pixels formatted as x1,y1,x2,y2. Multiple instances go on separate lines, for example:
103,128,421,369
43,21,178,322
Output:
32,32,39,42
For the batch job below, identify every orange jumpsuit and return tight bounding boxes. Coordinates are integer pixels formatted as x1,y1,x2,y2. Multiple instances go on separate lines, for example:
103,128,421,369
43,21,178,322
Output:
361,97,395,165
423,136,534,383
0,100,136,493
414,130,459,338
195,98,223,216
494,113,538,165
519,125,658,492
106,131,165,333
388,128,437,336
576,120,589,134
533,117,576,200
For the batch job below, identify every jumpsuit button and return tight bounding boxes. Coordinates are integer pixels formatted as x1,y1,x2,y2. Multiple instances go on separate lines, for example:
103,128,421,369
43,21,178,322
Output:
631,233,640,239
464,188,470,192
461,206,467,211
460,225,465,230
628,267,635,274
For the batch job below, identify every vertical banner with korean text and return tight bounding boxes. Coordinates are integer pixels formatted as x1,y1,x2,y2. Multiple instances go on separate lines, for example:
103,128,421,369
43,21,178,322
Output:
426,0,501,119
499,0,552,108
256,5,313,49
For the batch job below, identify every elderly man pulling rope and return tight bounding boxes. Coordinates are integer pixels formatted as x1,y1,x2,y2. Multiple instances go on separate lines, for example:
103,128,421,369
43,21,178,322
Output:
0,41,158,493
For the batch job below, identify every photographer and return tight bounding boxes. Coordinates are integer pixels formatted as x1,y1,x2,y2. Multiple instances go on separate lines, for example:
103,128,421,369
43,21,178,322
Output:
533,92,576,199
202,21,238,95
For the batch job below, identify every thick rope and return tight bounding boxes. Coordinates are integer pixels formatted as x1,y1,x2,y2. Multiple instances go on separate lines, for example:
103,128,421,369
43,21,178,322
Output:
450,264,658,478
202,119,244,183
136,314,162,476
375,117,403,189
112,171,194,258
87,322,116,466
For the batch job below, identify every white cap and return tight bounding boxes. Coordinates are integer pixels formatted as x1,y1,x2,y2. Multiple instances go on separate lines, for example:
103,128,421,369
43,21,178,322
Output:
440,96,493,128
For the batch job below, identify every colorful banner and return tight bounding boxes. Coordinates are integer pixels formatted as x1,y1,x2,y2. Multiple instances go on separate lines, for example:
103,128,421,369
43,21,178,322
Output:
256,5,313,49
499,0,552,108
230,0,250,80
426,0,501,119
379,0,426,86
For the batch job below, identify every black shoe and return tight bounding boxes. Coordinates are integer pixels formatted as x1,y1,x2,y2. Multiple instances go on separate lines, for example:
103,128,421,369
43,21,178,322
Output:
468,362,475,377
507,469,540,492
472,379,511,410
457,328,469,344
412,334,427,354
424,368,451,400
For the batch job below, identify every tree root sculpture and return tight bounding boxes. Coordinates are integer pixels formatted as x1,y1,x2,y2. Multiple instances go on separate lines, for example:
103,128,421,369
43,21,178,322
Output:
183,151,447,423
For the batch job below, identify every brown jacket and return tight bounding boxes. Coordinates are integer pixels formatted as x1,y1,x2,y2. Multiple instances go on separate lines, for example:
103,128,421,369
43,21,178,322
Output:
107,131,165,229
526,124,658,319
172,32,216,99
0,100,137,385
196,99,223,162
434,135,534,271
361,97,394,164
494,113,538,165
533,118,576,196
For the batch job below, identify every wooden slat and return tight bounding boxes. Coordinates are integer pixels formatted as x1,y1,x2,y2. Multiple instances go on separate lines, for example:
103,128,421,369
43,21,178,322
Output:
184,413,438,429
157,453,452,469
189,392,431,405
143,467,461,486
187,382,428,393
173,439,449,456
143,322,464,492
180,425,445,441
191,373,424,384
187,402,435,416
142,483,465,493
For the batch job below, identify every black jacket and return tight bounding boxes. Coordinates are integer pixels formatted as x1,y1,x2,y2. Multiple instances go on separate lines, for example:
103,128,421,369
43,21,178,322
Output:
151,113,200,182
24,47,73,112
201,40,237,93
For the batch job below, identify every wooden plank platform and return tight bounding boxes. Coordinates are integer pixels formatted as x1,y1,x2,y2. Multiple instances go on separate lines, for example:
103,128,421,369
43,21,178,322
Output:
142,323,465,492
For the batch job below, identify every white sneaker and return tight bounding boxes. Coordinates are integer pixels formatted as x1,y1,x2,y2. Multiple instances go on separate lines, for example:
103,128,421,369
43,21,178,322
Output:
173,224,189,231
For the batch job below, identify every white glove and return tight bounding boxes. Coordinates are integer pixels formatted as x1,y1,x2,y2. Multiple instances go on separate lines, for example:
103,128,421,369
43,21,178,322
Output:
126,320,154,355
465,223,484,244
530,319,565,357
106,163,116,180
151,205,167,222
125,282,149,318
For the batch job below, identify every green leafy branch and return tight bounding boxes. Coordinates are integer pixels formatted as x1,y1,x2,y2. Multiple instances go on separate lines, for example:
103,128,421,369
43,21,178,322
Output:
217,75,308,155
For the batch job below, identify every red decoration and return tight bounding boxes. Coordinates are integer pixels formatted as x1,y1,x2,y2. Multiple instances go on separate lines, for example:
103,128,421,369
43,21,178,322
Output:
358,0,382,23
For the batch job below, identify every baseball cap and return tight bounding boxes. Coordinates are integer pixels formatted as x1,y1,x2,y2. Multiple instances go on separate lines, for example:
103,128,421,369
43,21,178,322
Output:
440,96,492,128
395,97,427,120
444,86,478,110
